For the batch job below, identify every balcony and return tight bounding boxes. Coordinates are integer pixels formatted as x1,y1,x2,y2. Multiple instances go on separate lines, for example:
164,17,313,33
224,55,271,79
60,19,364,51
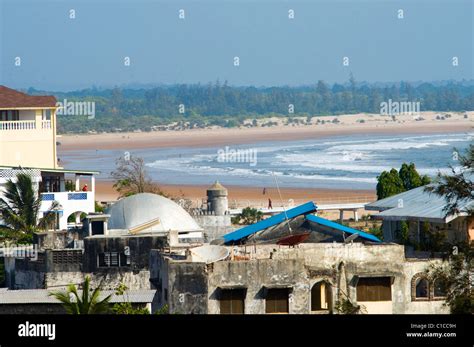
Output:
0,120,51,131
40,191,95,228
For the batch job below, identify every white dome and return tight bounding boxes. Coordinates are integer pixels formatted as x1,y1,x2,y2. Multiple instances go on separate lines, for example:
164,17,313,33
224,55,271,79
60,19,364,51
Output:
107,193,202,233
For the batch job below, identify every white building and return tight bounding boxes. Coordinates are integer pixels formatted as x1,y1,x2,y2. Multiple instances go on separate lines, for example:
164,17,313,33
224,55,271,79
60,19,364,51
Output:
0,86,97,231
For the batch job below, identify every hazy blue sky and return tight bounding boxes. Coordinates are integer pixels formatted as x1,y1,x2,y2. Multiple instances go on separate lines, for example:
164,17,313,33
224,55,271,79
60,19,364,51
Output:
0,0,472,90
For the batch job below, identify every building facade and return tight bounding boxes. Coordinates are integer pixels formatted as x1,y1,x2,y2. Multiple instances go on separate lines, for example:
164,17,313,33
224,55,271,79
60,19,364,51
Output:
0,86,97,231
151,243,449,314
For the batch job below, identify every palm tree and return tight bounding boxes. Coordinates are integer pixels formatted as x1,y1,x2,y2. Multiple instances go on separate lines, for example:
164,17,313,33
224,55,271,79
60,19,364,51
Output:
425,144,473,217
0,172,59,235
49,276,112,314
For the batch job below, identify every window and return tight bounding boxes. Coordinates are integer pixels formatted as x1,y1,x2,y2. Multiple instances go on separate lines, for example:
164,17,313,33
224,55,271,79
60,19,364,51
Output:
220,289,246,314
98,252,130,267
40,176,61,193
415,278,429,299
433,279,447,298
311,281,332,311
99,252,118,267
43,109,52,120
265,288,290,314
0,110,19,121
356,277,392,301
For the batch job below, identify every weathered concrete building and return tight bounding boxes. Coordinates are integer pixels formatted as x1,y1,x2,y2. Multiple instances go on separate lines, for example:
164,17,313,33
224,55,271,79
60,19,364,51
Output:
3,196,454,315
151,243,449,314
4,234,166,291
4,193,203,291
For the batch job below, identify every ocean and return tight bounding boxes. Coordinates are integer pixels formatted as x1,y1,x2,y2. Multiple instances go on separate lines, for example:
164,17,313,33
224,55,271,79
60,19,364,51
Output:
61,132,473,190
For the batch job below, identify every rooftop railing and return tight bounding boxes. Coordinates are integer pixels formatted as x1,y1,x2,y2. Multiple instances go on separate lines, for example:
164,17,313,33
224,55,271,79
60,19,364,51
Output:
0,120,52,130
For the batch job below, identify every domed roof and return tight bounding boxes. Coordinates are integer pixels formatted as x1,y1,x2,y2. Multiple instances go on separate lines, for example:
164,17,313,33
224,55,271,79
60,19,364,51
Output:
106,193,202,233
208,181,227,191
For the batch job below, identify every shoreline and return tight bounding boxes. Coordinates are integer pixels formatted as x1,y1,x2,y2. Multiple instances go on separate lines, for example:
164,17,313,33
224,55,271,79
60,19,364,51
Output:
94,180,376,206
59,115,473,152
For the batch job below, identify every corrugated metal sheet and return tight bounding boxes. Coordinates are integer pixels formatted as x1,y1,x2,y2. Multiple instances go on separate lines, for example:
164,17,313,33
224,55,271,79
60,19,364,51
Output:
305,214,381,242
223,201,317,244
365,186,473,223
0,288,156,304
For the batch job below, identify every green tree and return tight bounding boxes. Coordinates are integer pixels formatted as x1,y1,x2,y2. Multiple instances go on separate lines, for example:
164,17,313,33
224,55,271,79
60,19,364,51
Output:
425,145,473,217
376,168,405,199
95,201,105,213
377,163,430,200
399,162,423,190
231,207,263,225
49,276,111,314
0,173,59,236
427,245,473,314
112,283,150,314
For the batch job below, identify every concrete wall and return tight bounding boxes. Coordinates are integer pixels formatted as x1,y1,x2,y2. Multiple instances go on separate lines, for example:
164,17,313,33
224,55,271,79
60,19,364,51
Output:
44,270,152,290
208,258,308,314
8,242,157,290
193,214,233,242
83,234,166,272
167,261,208,314
8,267,152,291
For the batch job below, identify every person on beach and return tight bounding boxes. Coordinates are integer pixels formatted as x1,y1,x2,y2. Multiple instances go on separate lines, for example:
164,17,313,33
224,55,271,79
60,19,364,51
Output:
263,187,266,195
268,198,272,209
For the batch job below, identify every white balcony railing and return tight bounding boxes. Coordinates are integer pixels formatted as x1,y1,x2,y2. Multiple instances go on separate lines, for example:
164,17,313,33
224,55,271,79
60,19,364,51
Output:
0,120,52,131
0,120,36,130
41,120,52,129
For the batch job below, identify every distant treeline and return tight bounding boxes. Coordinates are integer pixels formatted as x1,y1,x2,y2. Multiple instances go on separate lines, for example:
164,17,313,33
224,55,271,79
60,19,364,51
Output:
28,79,474,133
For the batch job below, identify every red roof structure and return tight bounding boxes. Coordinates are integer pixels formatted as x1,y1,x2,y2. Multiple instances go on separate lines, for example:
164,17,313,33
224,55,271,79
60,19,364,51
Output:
0,86,57,109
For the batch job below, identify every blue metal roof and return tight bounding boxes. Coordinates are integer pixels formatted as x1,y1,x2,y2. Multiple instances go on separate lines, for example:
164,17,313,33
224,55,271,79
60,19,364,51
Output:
305,214,381,242
223,201,317,244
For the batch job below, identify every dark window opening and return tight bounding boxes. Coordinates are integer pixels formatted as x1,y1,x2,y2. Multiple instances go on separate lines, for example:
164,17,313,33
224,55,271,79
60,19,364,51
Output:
98,252,129,267
265,288,290,314
357,277,392,302
0,110,19,121
311,281,332,311
91,221,104,235
40,176,61,193
220,289,246,314
415,278,429,298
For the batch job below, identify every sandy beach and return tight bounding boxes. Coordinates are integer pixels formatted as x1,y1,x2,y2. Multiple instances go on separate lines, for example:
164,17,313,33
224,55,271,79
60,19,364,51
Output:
94,180,376,219
59,112,473,152
60,112,472,208
95,180,375,204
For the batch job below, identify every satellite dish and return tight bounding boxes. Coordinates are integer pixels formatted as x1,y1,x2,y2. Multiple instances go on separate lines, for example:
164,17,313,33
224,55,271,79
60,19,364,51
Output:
190,245,230,264
344,233,359,243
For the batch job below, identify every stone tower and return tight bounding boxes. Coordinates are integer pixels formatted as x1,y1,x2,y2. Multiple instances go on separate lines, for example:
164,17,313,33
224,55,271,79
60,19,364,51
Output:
207,181,228,216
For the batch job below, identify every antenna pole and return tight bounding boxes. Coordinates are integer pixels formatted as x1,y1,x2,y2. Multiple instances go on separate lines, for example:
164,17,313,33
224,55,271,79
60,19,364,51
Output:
272,171,292,234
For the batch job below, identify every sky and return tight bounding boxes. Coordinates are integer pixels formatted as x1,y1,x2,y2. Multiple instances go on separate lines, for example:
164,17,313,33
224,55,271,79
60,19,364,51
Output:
0,0,472,91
